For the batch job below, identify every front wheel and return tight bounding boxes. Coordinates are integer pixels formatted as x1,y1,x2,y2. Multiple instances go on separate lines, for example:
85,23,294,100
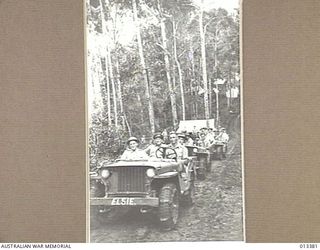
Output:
158,183,179,231
181,181,195,207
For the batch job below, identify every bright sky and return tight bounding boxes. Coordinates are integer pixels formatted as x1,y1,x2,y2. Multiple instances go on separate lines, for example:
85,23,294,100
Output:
192,0,239,12
115,0,240,45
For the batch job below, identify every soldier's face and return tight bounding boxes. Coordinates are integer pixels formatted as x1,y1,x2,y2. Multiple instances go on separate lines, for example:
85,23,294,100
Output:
154,138,162,146
129,141,138,150
178,137,185,144
169,134,178,144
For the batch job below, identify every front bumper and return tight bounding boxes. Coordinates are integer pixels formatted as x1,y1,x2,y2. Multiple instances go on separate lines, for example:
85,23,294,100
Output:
91,197,159,207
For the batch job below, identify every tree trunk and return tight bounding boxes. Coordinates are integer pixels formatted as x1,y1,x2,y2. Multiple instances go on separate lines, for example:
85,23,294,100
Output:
107,49,118,127
99,0,111,126
115,57,125,125
199,0,210,126
159,16,178,128
102,56,112,126
132,0,155,134
172,17,186,121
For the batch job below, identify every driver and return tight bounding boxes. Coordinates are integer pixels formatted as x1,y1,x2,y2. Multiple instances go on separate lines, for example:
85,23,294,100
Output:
144,133,165,157
120,137,149,160
168,132,188,160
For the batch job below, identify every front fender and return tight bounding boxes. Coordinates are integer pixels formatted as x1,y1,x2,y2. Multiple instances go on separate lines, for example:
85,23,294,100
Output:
154,171,179,178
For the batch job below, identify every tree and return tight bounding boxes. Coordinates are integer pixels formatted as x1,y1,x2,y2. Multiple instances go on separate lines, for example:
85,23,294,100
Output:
199,0,210,125
99,0,112,126
158,5,178,129
172,16,185,121
132,0,155,133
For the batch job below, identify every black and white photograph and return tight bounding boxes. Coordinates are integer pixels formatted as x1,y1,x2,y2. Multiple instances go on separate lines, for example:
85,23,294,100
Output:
87,0,242,243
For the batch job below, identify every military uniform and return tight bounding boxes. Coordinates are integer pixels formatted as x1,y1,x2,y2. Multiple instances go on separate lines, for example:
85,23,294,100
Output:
168,143,188,160
120,148,149,160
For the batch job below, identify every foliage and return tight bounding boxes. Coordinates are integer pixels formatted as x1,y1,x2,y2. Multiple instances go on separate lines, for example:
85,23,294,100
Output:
87,0,240,168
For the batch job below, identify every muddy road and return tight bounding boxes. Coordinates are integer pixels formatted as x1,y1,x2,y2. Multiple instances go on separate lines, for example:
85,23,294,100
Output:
90,115,243,242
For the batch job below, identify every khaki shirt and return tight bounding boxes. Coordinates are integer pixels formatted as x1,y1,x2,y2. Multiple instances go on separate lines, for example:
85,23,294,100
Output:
168,143,188,160
120,148,149,161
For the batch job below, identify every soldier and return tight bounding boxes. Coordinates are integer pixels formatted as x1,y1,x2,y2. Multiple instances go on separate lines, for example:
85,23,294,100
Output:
185,133,194,146
219,128,230,143
144,133,165,158
218,128,229,156
168,132,188,160
120,137,149,161
178,133,187,146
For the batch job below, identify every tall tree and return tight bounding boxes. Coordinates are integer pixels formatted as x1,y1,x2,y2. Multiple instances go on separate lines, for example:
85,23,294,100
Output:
157,0,178,129
199,0,210,125
132,0,155,133
172,17,185,121
98,0,112,126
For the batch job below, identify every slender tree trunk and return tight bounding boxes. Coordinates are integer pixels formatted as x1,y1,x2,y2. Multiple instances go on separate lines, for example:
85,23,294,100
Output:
107,49,118,127
99,0,111,126
115,58,125,123
208,78,212,116
172,63,176,90
132,0,155,133
102,56,112,126
159,17,178,128
172,17,186,121
189,41,195,80
199,1,210,126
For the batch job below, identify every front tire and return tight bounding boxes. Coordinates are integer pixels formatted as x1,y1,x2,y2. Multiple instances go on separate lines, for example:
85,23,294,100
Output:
158,183,179,231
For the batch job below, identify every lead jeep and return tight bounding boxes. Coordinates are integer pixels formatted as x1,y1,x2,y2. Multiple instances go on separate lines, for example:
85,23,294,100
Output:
90,147,195,230
185,145,211,180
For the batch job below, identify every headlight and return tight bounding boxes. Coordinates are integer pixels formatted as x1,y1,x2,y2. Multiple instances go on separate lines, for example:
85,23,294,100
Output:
101,169,110,179
193,148,198,153
146,168,155,178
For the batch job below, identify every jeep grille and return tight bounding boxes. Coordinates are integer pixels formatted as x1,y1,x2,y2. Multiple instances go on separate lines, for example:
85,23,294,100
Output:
109,167,147,194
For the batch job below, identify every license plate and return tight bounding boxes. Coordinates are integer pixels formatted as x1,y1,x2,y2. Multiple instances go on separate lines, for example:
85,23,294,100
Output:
111,197,136,206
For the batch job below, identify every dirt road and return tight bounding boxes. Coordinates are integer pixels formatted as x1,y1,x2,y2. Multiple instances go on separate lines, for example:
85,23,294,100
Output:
90,115,243,242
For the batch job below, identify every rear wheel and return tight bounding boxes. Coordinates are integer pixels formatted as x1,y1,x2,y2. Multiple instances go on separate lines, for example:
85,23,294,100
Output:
158,183,179,231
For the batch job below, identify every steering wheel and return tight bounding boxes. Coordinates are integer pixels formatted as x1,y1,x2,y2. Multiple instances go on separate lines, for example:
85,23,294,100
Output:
155,147,178,161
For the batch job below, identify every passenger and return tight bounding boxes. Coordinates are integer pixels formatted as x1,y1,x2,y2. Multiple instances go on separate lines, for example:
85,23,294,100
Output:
205,128,216,145
178,133,187,146
168,132,188,160
161,129,169,144
214,129,221,141
185,133,194,146
198,132,208,147
120,137,149,161
144,133,165,157
194,136,200,147
219,128,230,143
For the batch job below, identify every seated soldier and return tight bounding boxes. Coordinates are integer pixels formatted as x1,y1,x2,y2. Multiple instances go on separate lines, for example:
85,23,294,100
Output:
167,132,188,160
144,133,165,157
218,128,229,153
198,132,208,147
178,133,187,146
220,128,230,143
185,133,194,146
120,137,149,161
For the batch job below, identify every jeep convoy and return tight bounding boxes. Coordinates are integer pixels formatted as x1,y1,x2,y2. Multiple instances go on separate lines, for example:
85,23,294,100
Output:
90,127,229,231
